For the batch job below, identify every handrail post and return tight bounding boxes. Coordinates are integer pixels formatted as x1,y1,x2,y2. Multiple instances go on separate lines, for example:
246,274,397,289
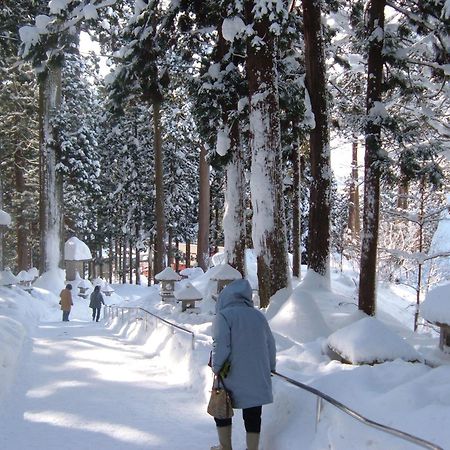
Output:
315,396,323,432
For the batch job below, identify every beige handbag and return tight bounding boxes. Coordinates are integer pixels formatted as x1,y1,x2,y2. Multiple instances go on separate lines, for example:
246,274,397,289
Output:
207,375,234,419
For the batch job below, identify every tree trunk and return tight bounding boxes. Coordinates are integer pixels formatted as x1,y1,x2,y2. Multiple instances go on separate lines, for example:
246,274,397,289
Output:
0,177,4,270
291,136,301,278
122,239,127,284
214,27,246,275
414,176,425,331
358,0,386,316
109,237,113,284
302,0,331,279
223,124,246,276
197,144,210,271
14,147,29,270
129,238,133,284
135,244,141,285
186,239,191,268
348,138,360,237
397,176,409,210
39,62,64,272
246,1,289,308
147,236,153,286
167,227,173,269
153,100,165,279
175,238,180,272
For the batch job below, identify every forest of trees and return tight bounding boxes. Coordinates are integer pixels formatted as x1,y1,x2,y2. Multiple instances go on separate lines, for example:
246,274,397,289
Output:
0,1,448,314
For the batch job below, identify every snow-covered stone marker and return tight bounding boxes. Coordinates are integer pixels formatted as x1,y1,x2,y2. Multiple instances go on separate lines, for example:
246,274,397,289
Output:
175,282,202,312
421,283,450,354
155,267,181,302
210,263,242,301
327,316,421,365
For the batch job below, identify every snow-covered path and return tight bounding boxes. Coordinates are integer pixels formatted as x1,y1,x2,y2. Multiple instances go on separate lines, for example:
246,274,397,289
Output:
0,320,214,450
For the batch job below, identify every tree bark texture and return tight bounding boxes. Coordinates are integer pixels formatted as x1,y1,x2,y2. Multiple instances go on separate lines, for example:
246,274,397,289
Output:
302,0,331,279
153,100,165,279
185,239,191,268
223,121,246,276
216,29,246,276
358,0,386,316
348,139,360,237
14,148,29,270
291,137,301,278
39,62,64,272
246,2,289,308
197,144,210,271
0,178,4,270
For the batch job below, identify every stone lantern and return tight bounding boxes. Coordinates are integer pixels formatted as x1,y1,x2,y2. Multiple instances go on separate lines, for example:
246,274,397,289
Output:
78,279,92,298
102,283,115,297
421,283,450,354
155,267,181,301
210,264,242,300
175,283,203,312
16,270,34,291
64,237,92,282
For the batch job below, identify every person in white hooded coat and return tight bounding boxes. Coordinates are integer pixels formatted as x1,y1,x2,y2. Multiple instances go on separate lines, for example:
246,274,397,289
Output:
211,278,276,450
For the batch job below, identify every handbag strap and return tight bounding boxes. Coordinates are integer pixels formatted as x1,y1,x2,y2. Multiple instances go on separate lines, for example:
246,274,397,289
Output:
213,373,227,390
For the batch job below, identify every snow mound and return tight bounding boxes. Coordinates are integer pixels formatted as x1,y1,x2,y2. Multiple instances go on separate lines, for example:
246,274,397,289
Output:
270,287,331,343
327,316,422,364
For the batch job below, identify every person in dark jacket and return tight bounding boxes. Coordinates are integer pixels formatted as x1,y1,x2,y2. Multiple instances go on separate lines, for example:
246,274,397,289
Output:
210,278,276,450
89,285,105,322
59,284,73,322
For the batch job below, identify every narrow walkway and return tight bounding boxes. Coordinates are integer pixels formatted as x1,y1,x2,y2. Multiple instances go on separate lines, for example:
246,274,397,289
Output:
0,320,214,450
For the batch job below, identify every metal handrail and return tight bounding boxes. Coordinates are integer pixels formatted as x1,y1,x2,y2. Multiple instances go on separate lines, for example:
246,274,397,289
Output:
105,305,195,349
104,305,442,449
272,371,443,450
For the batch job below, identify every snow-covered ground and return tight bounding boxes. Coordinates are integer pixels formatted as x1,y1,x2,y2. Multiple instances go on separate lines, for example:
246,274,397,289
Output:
1,258,449,450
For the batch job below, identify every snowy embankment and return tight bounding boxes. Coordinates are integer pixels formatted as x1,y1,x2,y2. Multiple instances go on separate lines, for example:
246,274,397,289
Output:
1,263,450,449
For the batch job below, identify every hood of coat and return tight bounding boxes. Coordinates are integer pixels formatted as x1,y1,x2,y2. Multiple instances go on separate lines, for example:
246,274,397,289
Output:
216,279,253,312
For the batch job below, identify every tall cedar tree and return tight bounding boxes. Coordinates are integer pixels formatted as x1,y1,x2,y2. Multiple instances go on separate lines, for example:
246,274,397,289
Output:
245,0,289,307
358,0,386,316
302,0,331,278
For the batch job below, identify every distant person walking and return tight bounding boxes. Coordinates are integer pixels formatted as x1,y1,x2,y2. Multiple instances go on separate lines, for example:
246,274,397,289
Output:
89,285,105,322
210,279,276,450
59,284,73,322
